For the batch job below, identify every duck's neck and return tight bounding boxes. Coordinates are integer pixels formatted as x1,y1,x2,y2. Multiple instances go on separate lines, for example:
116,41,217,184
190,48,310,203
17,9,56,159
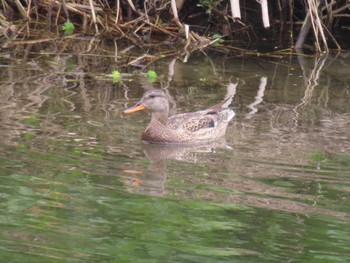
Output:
151,110,168,125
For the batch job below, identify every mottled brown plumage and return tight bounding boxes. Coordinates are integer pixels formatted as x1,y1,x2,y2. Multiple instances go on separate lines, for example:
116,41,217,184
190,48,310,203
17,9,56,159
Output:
124,89,235,144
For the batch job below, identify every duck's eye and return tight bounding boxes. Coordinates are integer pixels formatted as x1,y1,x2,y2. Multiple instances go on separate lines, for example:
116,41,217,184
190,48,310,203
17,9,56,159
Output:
149,95,156,99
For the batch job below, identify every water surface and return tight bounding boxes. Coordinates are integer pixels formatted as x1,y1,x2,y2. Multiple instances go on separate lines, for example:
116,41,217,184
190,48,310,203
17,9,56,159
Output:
0,41,349,262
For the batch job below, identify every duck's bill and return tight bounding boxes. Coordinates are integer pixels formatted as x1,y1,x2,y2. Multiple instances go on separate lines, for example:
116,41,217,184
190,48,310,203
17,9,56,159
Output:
123,102,145,113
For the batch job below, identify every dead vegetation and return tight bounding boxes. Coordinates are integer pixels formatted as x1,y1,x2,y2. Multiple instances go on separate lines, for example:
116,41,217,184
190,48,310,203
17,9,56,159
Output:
0,0,350,54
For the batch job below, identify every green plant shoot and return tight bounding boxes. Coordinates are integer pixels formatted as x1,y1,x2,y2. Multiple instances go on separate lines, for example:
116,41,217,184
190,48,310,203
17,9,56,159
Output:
62,21,75,35
212,34,224,46
112,70,121,83
147,70,158,82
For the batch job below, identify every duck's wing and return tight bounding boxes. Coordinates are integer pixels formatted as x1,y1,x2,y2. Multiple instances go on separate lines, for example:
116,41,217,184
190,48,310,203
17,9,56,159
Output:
182,114,217,132
168,109,230,132
168,95,234,133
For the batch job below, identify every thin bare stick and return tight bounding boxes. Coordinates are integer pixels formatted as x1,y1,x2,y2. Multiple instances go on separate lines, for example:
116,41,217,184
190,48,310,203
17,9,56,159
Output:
314,6,328,52
65,3,103,12
14,0,30,20
139,19,177,37
55,2,61,25
115,0,120,24
308,0,321,52
322,23,341,50
332,14,350,18
331,3,350,15
88,0,99,33
311,0,330,52
126,0,142,15
171,0,183,27
26,0,32,20
61,0,70,21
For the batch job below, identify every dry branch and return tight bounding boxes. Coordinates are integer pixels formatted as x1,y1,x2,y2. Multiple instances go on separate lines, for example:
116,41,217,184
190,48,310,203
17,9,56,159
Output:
88,0,99,33
171,0,183,27
14,0,30,20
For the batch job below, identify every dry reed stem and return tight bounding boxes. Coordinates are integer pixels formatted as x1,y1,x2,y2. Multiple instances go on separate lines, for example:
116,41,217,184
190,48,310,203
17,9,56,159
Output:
307,0,329,52
61,0,70,21
230,0,241,19
171,0,182,27
115,0,120,24
26,0,32,20
259,0,270,28
126,0,138,14
295,13,311,50
295,0,345,51
14,0,30,20
88,0,98,34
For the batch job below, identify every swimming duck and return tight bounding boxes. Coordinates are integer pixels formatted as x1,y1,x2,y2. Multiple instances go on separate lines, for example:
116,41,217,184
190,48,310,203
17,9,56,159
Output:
124,89,235,144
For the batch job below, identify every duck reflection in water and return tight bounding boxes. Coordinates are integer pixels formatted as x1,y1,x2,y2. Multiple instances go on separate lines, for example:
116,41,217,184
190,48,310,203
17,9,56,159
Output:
123,89,235,196
126,139,232,196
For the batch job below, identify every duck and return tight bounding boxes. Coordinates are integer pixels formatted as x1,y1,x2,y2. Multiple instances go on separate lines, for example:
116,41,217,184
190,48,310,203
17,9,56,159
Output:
123,89,235,144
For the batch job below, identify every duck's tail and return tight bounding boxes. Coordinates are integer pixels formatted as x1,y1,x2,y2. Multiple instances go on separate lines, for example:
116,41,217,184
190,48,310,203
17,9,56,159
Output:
210,95,233,111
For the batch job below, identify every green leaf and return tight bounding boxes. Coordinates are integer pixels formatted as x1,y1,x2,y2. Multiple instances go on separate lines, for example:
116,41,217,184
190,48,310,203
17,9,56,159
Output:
62,21,75,35
112,70,121,83
212,34,224,46
147,70,158,82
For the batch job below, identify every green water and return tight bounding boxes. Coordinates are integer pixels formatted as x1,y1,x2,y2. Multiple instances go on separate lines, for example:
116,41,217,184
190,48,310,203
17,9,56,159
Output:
0,41,349,262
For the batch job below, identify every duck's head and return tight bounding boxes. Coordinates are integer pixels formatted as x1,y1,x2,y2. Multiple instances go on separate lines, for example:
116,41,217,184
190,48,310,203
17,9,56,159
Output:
124,89,169,114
